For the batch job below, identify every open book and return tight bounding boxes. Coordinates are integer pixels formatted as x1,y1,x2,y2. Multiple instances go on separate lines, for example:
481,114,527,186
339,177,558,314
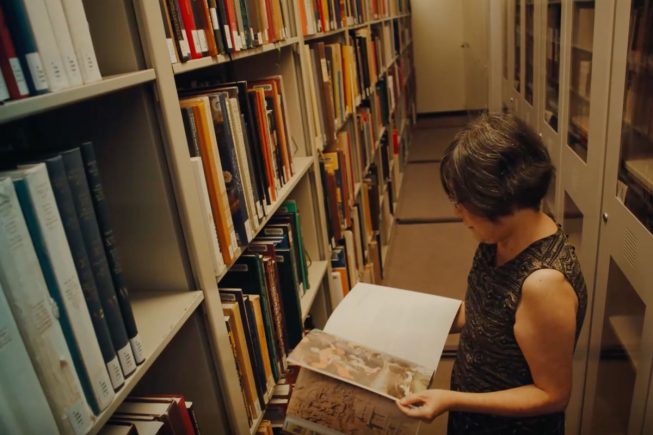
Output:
284,283,461,435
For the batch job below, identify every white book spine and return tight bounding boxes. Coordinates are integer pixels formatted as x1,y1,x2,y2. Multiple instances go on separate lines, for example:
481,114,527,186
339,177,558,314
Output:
0,285,59,434
9,164,115,411
190,157,227,276
42,0,83,86
60,0,102,83
329,271,344,308
0,71,9,101
22,0,70,91
228,97,259,236
0,178,93,435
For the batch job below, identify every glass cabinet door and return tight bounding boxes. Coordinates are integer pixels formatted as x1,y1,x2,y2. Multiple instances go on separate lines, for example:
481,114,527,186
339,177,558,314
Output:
514,0,521,92
525,0,534,104
617,0,653,234
544,0,562,130
567,0,595,162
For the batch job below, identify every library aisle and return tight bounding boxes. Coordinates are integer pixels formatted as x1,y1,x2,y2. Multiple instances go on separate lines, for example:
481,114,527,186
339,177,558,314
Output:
383,114,477,435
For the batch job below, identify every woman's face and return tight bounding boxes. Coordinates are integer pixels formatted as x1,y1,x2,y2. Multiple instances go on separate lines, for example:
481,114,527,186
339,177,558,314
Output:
453,203,507,244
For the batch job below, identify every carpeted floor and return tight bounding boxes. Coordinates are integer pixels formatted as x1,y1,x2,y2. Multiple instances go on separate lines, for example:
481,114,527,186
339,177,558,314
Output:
384,115,476,434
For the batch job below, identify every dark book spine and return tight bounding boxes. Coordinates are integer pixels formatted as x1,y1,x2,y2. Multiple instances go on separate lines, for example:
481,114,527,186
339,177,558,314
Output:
243,296,267,408
216,0,233,53
1,0,48,94
165,0,191,61
61,148,137,377
247,91,272,207
80,142,145,365
262,257,288,357
44,155,126,391
274,251,302,348
207,0,226,54
318,160,335,247
214,93,251,245
239,111,264,220
238,0,252,48
181,107,201,157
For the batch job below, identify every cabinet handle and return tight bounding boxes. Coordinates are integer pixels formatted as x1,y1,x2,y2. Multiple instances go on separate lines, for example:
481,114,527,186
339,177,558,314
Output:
602,212,609,223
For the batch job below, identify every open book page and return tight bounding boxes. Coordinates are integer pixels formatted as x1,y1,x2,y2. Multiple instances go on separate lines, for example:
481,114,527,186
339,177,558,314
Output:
324,283,461,372
287,329,432,400
285,369,420,435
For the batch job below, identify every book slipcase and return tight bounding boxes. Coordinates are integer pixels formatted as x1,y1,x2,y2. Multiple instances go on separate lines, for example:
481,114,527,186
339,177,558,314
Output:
0,0,415,433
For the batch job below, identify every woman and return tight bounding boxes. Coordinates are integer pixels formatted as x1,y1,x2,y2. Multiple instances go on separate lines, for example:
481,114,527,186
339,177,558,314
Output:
396,114,587,434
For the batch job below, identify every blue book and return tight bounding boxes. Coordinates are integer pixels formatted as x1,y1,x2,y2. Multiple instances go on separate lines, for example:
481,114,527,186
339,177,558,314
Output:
60,148,137,378
43,155,126,391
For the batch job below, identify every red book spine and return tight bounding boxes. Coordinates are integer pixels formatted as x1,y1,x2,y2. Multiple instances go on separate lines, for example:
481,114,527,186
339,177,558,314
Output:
0,4,28,99
177,0,202,58
223,0,239,51
264,0,276,42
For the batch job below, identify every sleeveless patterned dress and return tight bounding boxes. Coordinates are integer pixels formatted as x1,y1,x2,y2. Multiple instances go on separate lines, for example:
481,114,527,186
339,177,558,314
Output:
448,226,587,434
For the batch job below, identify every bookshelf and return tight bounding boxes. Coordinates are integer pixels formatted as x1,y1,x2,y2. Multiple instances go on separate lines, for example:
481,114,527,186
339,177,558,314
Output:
0,0,414,434
506,0,653,432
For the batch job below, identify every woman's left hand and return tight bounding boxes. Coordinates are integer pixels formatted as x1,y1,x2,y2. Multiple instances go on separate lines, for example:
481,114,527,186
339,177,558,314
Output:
395,389,454,421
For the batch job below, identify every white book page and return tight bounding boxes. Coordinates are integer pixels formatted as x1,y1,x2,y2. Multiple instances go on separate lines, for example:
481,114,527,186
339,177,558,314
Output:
324,283,461,372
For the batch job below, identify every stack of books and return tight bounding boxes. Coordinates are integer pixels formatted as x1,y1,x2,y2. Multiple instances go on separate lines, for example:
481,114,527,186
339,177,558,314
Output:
0,143,144,434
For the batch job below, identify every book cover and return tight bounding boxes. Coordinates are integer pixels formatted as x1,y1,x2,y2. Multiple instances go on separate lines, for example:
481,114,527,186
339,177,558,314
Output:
61,147,137,377
5,164,115,414
0,177,93,435
42,155,125,390
0,282,59,433
284,283,461,434
80,142,146,366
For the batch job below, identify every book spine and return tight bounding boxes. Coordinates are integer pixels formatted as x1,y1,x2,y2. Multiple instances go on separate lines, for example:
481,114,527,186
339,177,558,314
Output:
248,294,275,390
223,314,254,425
216,0,234,52
197,0,218,56
11,165,115,413
224,0,241,51
2,0,49,94
261,257,288,364
243,295,268,409
0,178,93,435
245,89,271,209
43,156,125,390
227,96,259,234
0,66,8,101
80,142,145,365
59,0,101,83
0,4,29,99
213,93,252,245
22,0,70,91
190,156,226,276
207,0,226,54
0,283,60,433
177,0,202,58
158,0,180,63
61,148,137,377
165,0,191,61
42,0,83,85
189,0,209,55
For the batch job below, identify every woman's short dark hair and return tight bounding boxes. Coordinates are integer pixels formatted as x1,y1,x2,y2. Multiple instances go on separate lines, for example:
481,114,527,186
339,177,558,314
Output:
440,113,554,221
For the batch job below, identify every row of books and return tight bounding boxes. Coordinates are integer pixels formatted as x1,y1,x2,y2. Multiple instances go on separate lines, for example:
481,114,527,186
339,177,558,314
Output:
99,394,200,435
0,0,101,102
159,0,294,64
0,144,144,434
178,75,295,271
304,28,395,149
298,0,411,36
218,203,310,426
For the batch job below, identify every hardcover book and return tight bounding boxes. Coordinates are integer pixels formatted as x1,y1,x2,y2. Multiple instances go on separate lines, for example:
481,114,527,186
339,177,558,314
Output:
284,283,461,435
